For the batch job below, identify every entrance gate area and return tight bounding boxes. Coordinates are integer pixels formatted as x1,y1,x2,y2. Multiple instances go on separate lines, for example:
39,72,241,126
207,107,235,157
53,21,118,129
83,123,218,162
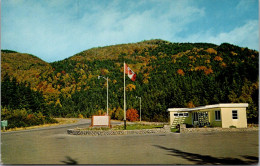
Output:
192,112,210,127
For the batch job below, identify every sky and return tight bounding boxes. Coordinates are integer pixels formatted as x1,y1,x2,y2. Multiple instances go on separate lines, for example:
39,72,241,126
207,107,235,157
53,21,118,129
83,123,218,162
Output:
1,0,259,62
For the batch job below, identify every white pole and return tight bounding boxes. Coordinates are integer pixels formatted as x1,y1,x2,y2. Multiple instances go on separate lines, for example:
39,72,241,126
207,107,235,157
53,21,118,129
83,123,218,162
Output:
124,62,126,129
98,75,109,116
140,97,141,122
107,77,108,116
136,96,142,122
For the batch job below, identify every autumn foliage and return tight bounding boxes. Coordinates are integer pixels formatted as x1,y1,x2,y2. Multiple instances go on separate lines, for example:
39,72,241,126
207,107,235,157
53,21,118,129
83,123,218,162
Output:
177,69,185,76
1,41,259,123
214,56,223,61
126,84,136,91
204,68,213,75
205,48,217,55
126,108,139,122
195,66,207,71
187,101,195,108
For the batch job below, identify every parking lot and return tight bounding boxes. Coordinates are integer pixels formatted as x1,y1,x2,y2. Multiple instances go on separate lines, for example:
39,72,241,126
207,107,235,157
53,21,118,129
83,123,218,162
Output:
1,120,258,164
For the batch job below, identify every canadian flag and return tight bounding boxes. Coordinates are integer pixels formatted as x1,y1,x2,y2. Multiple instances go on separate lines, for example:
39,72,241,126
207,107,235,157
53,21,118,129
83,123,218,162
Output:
125,63,136,81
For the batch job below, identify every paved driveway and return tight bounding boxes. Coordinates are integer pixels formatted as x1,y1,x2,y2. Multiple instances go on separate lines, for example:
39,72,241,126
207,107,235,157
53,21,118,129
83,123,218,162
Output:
1,119,259,164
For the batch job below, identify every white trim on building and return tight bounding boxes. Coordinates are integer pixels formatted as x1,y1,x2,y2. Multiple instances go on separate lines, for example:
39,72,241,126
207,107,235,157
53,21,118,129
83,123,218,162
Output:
167,103,249,112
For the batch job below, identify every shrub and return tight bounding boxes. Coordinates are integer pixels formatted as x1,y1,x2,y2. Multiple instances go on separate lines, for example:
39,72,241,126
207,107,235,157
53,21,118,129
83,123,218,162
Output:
1,107,58,129
114,107,124,120
97,110,105,115
78,114,84,119
126,108,139,122
65,114,74,118
187,101,195,108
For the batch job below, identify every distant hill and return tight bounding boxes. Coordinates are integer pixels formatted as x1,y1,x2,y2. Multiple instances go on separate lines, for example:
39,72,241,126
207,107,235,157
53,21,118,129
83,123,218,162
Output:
1,50,52,83
1,40,259,123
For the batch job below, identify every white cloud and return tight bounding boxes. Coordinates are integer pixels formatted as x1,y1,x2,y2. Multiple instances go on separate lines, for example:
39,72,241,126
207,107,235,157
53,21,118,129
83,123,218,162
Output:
178,20,259,50
2,0,206,62
236,0,256,11
2,0,258,62
76,0,205,47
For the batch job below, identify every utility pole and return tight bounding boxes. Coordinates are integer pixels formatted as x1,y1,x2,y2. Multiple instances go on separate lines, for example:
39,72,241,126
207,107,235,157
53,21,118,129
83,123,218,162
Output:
98,76,109,115
136,96,141,122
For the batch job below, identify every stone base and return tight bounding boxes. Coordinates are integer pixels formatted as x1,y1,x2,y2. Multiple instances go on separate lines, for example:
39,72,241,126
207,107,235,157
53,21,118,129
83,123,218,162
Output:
180,127,258,133
67,128,170,136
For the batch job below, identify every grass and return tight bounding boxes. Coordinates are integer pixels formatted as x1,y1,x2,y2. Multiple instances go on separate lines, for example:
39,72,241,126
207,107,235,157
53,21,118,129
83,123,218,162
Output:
55,118,79,125
171,128,180,133
1,118,79,132
113,124,164,130
75,124,164,131
76,127,111,131
248,124,259,128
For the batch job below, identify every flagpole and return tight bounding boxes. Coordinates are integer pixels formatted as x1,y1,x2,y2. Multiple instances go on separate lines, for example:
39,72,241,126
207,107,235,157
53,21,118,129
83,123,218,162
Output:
107,77,108,116
124,62,126,129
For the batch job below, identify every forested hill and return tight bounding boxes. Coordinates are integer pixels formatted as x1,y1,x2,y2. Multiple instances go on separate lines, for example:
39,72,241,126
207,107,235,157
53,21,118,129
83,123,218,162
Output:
1,40,259,123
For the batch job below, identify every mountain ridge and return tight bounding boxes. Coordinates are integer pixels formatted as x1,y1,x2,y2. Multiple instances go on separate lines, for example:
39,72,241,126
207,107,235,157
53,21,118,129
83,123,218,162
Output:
1,39,259,123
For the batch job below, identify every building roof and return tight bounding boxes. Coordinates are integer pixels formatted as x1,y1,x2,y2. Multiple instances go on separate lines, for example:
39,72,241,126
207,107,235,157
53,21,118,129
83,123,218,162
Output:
167,103,249,112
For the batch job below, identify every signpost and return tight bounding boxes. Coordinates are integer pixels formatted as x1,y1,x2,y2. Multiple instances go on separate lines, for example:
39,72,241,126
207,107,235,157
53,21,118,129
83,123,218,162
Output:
91,115,111,128
1,120,8,131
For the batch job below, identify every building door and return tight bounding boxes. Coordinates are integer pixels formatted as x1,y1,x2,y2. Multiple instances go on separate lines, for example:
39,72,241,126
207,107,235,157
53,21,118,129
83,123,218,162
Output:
192,112,209,127
192,112,198,126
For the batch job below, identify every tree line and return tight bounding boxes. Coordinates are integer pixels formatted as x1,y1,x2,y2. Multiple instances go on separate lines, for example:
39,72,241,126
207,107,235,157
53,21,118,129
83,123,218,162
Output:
1,40,259,125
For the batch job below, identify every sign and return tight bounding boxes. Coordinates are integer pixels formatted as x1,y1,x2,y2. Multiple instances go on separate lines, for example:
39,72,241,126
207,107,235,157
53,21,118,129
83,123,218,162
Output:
1,120,8,131
1,120,8,127
91,115,111,127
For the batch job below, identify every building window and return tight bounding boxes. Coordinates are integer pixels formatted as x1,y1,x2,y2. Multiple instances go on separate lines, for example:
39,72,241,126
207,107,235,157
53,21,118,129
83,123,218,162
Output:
215,110,221,121
232,110,238,119
173,113,189,117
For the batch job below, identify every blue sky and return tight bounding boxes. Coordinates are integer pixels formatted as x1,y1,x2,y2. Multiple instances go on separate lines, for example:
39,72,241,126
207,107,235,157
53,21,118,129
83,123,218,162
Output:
2,0,259,62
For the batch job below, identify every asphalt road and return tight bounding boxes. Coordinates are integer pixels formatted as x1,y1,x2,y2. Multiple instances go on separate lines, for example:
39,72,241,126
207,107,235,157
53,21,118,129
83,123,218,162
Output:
1,119,259,164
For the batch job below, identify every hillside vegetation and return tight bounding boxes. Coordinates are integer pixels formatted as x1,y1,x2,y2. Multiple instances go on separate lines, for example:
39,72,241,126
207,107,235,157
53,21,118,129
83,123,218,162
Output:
1,40,259,124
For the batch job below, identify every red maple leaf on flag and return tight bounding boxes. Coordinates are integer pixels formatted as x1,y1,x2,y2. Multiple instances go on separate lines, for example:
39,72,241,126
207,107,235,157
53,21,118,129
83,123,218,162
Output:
125,64,136,81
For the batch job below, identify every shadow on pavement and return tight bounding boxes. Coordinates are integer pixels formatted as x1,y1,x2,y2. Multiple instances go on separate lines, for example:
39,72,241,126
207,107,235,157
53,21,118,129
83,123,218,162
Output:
153,145,258,165
61,156,78,165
